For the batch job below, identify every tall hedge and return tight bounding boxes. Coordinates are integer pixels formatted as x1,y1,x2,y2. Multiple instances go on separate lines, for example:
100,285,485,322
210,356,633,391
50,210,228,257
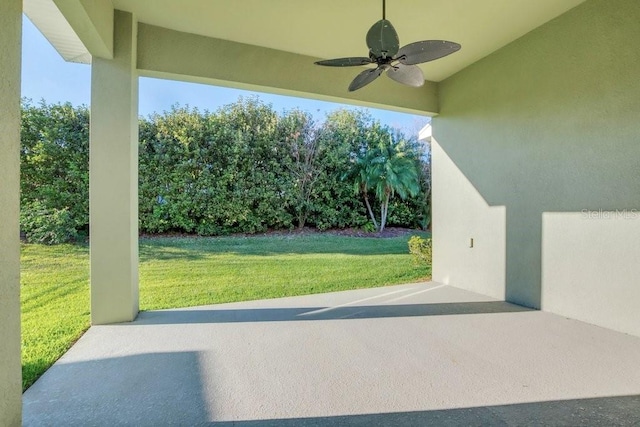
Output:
20,97,430,242
20,100,90,243
139,99,295,234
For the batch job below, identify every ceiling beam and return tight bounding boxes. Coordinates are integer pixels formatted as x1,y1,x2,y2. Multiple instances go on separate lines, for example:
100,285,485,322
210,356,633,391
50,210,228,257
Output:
137,23,439,116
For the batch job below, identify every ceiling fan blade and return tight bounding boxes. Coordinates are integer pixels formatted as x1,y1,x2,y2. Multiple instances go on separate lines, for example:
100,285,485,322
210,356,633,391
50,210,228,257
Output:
348,67,384,92
315,57,374,67
366,19,400,58
386,64,424,87
394,40,461,65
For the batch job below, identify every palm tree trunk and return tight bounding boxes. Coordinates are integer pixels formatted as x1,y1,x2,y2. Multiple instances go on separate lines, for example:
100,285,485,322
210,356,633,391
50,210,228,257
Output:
363,193,378,230
380,191,391,232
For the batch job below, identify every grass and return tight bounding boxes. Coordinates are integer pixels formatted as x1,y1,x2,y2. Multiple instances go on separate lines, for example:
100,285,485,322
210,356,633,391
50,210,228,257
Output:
21,232,431,390
139,234,431,309
21,243,90,391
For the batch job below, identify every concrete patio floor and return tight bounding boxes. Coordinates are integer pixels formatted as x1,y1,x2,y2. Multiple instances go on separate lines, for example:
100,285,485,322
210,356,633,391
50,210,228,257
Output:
23,282,640,426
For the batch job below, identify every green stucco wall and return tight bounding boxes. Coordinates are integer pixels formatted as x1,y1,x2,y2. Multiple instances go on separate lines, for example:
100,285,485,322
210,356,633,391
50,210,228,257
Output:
432,0,640,335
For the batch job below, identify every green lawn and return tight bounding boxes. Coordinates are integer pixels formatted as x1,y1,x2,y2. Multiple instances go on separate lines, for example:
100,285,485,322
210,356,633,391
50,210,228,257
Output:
21,233,430,390
20,243,91,392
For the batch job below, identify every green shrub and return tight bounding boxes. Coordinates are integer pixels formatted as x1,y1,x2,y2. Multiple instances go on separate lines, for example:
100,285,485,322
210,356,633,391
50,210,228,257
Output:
387,201,415,228
20,100,90,237
20,201,78,244
22,99,431,238
408,235,432,265
361,222,377,233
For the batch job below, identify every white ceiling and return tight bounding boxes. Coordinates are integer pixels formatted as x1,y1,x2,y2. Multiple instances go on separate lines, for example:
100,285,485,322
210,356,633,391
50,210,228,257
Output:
110,0,585,82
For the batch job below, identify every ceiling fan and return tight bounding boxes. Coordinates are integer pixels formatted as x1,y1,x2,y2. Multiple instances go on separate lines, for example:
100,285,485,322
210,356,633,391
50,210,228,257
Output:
315,0,461,92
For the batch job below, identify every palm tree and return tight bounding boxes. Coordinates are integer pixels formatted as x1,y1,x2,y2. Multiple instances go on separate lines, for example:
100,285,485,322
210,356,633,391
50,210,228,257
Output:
351,148,380,230
350,127,420,232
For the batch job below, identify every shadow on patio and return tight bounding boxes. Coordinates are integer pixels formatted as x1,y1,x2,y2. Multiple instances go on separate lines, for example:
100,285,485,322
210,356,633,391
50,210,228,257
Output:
23,352,209,426
134,301,532,325
215,395,640,426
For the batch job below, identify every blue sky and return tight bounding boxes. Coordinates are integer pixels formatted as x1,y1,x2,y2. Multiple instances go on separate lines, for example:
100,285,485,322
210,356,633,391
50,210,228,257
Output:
20,16,429,135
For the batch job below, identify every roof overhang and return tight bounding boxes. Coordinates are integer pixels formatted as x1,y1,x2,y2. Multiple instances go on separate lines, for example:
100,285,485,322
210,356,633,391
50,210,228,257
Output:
24,0,113,63
23,0,587,115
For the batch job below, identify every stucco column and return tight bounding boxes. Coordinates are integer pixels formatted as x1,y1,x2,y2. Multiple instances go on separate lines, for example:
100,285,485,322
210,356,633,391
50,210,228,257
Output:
90,10,139,324
0,0,23,424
